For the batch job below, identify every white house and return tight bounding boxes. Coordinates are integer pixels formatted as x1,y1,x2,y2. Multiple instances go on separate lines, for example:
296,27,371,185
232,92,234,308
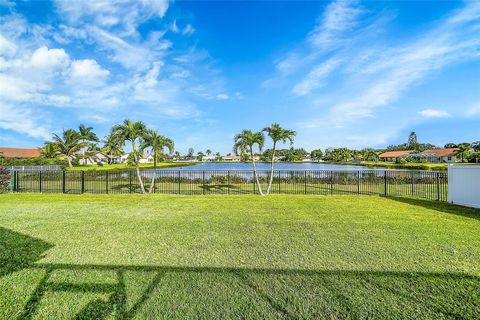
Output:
202,155,216,162
222,155,241,162
78,152,109,165
139,152,154,164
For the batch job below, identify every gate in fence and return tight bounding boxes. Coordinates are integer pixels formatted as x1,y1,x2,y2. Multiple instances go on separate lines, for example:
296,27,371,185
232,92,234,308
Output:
9,169,448,201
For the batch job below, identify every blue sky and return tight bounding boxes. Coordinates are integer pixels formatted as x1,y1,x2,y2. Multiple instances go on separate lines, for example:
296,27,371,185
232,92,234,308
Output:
0,0,479,153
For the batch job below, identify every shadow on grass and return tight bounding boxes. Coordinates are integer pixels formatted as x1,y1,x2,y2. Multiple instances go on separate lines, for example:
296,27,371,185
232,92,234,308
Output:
386,196,480,221
2,227,479,319
199,184,252,194
0,227,53,277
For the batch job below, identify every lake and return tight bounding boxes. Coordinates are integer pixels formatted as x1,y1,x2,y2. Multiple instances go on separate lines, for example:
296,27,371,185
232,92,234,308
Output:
162,162,372,171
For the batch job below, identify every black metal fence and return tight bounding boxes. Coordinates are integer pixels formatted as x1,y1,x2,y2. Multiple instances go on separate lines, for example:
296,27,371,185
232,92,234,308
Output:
9,169,448,201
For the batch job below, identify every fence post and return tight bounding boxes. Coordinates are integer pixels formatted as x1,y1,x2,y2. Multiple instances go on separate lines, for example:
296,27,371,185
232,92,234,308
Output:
304,170,307,195
278,171,281,193
202,171,205,195
357,171,360,194
105,171,109,194
81,171,85,194
227,171,230,195
411,171,414,196
62,170,66,194
178,170,181,194
39,171,42,193
384,170,387,196
11,171,16,192
436,172,440,201
330,171,334,195
129,170,132,194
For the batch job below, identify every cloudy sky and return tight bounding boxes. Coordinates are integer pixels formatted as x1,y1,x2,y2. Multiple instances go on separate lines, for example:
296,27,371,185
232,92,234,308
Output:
1,0,479,153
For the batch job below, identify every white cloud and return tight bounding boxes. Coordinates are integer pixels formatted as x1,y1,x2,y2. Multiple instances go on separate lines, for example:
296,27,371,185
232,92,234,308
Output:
0,34,16,56
182,24,195,36
30,46,70,69
308,0,364,49
292,57,342,96
419,109,451,118
466,105,480,117
215,93,229,100
70,59,110,81
0,102,51,140
54,0,170,36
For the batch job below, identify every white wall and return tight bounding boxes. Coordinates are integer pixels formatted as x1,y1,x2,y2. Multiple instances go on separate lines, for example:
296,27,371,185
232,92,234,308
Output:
448,165,480,208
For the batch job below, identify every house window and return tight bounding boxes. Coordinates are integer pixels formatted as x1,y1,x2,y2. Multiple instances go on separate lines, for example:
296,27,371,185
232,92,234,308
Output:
447,157,452,161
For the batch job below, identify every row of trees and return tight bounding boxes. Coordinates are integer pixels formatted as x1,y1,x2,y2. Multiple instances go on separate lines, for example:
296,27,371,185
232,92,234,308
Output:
41,120,174,194
234,123,296,195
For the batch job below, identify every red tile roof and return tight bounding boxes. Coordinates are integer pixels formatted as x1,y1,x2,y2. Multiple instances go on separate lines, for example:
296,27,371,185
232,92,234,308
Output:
420,148,459,157
0,147,41,158
379,150,415,158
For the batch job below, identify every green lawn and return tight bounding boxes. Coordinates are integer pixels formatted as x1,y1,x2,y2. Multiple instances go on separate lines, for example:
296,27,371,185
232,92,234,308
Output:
1,194,479,319
67,162,195,171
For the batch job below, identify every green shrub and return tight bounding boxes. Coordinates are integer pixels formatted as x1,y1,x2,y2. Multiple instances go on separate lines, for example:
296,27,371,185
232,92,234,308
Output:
0,167,10,193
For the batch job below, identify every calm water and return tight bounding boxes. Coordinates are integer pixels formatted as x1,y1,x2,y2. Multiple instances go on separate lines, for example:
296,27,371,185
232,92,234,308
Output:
162,162,371,171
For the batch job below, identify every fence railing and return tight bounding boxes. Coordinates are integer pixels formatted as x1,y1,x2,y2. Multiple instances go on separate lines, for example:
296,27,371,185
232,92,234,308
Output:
9,169,448,201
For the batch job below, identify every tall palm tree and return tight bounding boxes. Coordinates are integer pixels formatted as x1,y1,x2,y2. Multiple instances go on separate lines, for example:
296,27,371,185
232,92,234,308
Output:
102,133,124,164
262,123,296,195
78,124,99,164
110,119,148,194
234,130,265,195
142,130,174,169
141,130,174,193
49,129,86,167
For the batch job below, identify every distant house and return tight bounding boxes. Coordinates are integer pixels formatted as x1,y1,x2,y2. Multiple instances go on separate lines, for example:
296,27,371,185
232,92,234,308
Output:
202,155,216,162
417,148,460,163
378,150,415,162
139,152,154,164
222,155,241,162
0,147,41,158
78,152,109,165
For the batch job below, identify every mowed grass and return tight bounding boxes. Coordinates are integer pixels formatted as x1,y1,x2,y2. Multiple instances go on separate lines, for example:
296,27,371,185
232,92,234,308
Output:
1,194,479,319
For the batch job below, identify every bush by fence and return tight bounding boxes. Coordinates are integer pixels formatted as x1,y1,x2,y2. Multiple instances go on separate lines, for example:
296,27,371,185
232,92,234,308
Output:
0,167,10,193
9,169,448,201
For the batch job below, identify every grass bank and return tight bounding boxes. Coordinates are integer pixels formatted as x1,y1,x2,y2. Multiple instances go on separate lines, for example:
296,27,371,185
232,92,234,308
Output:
67,162,195,171
324,161,450,171
1,194,479,319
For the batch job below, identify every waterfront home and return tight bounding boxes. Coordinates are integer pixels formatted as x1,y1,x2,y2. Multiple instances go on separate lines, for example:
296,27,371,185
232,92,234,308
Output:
222,155,241,162
415,148,460,163
378,150,415,162
0,147,41,158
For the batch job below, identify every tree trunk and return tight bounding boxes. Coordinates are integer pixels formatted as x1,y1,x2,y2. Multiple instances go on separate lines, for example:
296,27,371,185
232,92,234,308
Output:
132,142,145,194
266,141,277,195
67,156,73,168
149,151,156,193
251,148,264,195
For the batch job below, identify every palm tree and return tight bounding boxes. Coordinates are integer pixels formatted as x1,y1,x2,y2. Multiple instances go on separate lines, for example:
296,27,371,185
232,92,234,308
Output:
110,119,148,193
206,149,212,156
102,133,124,164
456,143,471,162
78,124,99,164
234,130,265,195
40,142,58,159
262,123,296,195
141,130,174,193
49,129,86,167
187,148,194,160
142,130,174,169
